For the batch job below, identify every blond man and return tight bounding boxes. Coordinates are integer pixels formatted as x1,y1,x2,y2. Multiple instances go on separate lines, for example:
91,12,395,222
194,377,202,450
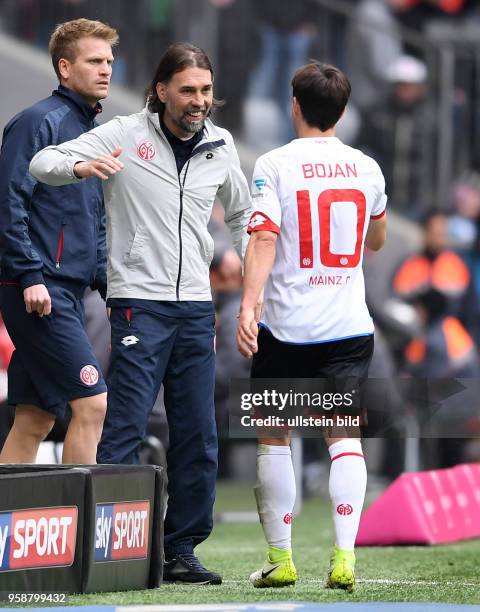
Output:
0,19,118,464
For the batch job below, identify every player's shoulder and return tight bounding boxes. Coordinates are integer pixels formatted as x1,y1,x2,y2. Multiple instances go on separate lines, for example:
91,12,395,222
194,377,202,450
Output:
6,94,62,126
108,108,159,141
204,119,234,145
203,121,246,168
341,141,384,175
117,108,148,130
2,94,65,140
255,142,293,171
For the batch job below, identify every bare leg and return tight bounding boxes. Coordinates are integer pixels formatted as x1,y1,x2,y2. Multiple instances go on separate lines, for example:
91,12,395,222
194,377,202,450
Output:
258,435,291,446
62,392,107,464
0,404,55,463
325,435,361,448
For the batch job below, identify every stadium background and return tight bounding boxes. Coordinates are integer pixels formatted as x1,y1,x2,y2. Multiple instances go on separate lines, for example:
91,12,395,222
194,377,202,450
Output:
0,0,479,606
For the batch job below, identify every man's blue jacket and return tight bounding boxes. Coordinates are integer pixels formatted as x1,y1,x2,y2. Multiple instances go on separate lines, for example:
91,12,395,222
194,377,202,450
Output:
0,85,107,298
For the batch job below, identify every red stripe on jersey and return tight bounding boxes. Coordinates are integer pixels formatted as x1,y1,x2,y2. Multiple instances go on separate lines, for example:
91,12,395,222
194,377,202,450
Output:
247,212,280,234
296,190,313,268
331,452,364,462
370,210,386,220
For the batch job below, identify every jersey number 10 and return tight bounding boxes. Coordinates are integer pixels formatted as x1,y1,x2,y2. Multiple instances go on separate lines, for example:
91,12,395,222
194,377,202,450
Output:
297,188,366,269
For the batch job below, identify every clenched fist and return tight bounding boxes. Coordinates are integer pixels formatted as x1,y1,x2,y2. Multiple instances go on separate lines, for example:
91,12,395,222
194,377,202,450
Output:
23,284,51,317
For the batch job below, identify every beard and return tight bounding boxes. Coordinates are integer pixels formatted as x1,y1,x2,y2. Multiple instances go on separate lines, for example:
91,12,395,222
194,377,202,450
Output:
179,108,212,134
177,114,206,134
166,102,211,135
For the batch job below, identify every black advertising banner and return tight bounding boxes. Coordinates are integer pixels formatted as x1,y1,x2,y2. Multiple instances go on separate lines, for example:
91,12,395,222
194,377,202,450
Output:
82,464,164,593
0,464,166,593
0,467,87,592
148,466,165,589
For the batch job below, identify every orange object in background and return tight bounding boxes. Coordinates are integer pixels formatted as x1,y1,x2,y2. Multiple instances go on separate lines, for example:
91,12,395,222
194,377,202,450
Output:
442,316,474,361
404,315,477,376
393,251,471,299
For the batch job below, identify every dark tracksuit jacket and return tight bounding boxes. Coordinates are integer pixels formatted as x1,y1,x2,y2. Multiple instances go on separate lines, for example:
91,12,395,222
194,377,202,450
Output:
0,85,107,297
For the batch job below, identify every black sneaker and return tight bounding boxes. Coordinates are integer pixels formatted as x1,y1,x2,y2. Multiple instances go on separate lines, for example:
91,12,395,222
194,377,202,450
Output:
163,553,222,585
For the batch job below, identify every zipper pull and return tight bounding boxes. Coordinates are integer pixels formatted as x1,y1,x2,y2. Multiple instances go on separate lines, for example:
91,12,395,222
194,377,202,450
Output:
55,226,65,269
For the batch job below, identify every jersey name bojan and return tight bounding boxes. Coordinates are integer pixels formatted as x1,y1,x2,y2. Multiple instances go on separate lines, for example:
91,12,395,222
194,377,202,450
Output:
248,137,387,344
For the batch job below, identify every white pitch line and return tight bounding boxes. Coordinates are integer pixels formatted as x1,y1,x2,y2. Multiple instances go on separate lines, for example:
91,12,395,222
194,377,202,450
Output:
218,578,479,587
198,547,265,553
359,578,479,587
198,547,325,554
201,541,335,550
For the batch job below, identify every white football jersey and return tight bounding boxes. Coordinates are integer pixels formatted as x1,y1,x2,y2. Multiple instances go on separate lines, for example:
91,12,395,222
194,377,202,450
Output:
248,137,387,344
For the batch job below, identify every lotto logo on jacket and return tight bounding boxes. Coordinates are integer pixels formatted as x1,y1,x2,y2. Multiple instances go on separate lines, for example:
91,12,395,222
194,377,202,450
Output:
0,506,77,571
95,501,150,561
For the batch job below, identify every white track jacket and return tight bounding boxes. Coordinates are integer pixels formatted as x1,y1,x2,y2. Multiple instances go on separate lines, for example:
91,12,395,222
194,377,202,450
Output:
29,108,252,301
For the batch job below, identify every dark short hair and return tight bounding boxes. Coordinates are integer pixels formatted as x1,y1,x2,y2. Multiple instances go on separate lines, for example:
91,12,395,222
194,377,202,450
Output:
292,62,351,131
147,42,224,113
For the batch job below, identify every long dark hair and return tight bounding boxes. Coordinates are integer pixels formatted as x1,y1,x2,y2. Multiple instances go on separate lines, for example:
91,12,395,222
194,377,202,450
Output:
147,42,224,113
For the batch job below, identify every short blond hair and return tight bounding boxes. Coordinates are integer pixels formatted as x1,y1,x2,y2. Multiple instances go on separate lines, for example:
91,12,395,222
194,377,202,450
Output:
48,18,119,80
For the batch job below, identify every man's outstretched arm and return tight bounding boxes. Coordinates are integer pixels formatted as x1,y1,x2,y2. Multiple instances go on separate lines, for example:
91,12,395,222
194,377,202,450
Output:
237,230,277,358
29,118,125,186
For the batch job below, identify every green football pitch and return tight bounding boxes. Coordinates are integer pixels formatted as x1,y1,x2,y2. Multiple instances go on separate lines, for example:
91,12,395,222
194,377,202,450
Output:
70,483,480,607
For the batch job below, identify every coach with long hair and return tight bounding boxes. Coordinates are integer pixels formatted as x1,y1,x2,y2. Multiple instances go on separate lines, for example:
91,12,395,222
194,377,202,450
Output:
30,42,252,584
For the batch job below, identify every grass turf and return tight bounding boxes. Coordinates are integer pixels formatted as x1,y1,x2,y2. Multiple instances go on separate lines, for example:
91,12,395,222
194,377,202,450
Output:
69,482,480,606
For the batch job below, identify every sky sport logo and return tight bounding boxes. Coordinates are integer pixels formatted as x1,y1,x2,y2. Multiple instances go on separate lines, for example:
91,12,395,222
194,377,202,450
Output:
95,501,150,562
0,506,77,571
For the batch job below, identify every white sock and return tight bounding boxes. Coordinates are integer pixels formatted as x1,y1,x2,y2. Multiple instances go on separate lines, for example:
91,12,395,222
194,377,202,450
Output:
328,439,367,551
254,444,296,550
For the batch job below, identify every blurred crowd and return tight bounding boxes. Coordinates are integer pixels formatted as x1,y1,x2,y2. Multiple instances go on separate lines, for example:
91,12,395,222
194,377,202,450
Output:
1,0,479,204
1,0,480,478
